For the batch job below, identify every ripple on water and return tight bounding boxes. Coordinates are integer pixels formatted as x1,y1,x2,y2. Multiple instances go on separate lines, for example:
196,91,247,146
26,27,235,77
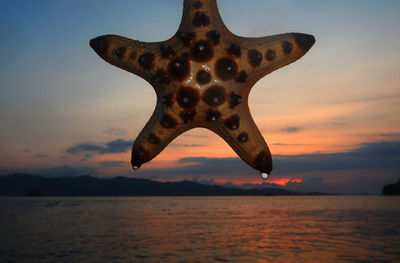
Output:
1,196,400,262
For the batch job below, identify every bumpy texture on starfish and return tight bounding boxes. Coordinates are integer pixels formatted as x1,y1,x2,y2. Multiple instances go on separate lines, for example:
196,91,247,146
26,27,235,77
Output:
90,0,315,178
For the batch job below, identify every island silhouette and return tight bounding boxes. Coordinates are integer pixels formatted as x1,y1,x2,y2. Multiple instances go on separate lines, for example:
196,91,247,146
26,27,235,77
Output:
0,173,332,196
382,179,400,195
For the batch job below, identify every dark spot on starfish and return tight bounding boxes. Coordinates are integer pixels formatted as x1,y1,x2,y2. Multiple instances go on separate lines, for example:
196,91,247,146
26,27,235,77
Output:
193,1,202,9
206,30,220,45
192,11,210,27
256,151,267,162
206,108,221,122
224,115,240,130
282,41,293,55
160,114,178,129
160,44,176,59
203,85,226,106
138,52,155,70
162,94,174,107
182,52,190,60
196,70,211,85
265,49,276,61
177,86,200,109
153,70,170,85
89,36,109,56
227,44,241,57
248,49,263,67
180,110,196,124
215,58,237,81
229,92,242,108
168,56,190,80
176,31,195,47
138,146,148,158
191,40,213,62
237,132,248,142
255,150,272,174
131,145,149,168
294,33,315,51
130,51,137,60
148,132,160,144
235,70,248,83
115,47,126,58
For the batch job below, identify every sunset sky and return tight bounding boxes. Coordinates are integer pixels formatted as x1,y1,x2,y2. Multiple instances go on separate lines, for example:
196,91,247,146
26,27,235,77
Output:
1,0,400,194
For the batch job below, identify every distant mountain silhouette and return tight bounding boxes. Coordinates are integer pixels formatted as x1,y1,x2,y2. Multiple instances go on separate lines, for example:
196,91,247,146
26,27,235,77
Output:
382,179,400,195
0,173,308,196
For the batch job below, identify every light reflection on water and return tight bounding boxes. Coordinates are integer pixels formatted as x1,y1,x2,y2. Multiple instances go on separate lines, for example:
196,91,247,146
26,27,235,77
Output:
1,196,400,262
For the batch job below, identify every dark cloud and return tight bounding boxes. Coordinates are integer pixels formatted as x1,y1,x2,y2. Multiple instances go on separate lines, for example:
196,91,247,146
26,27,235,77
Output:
0,165,98,178
283,126,303,133
79,153,93,162
354,141,400,157
134,141,400,194
134,156,252,179
4,140,399,194
273,141,400,174
66,143,105,154
377,133,400,138
177,156,251,174
100,161,129,167
66,139,132,154
21,149,31,153
33,154,48,158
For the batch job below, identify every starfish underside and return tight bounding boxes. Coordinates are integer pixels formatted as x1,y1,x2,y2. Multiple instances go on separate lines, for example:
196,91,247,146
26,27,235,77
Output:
90,0,315,178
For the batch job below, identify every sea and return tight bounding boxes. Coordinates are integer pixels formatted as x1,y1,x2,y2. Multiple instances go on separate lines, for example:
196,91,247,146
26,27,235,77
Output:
1,196,399,263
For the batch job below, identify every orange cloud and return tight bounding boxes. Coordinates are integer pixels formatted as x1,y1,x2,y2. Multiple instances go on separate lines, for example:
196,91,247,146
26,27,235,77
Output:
268,178,302,186
211,177,303,187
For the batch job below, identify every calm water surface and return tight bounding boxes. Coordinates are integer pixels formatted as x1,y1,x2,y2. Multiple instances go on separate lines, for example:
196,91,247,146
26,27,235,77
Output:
1,196,400,262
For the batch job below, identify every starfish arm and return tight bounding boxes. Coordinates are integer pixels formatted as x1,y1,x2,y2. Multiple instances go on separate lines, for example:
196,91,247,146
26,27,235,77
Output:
207,106,273,175
232,33,315,85
131,102,190,169
90,34,162,83
179,0,228,33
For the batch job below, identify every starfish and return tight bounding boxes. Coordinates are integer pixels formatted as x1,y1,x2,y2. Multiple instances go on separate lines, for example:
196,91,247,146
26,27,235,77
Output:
89,0,315,179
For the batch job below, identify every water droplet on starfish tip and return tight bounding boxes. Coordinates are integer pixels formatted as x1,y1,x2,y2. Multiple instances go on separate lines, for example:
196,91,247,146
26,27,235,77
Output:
133,165,139,170
261,172,269,180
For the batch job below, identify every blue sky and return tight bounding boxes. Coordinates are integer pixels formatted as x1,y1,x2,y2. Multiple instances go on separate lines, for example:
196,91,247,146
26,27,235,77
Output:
1,0,400,194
